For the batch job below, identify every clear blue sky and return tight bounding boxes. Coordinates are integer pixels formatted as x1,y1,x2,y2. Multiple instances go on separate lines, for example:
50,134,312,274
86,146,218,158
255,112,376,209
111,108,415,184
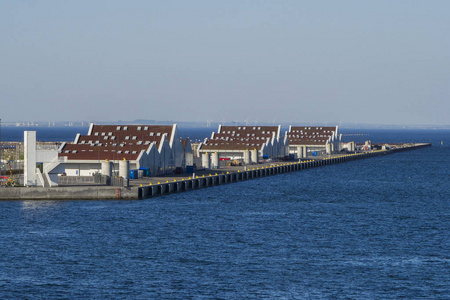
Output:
1,1,449,125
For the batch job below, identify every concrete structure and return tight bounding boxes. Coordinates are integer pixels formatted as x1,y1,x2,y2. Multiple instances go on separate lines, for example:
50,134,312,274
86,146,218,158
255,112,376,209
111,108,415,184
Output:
197,125,288,168
287,126,342,158
24,131,36,186
24,131,65,187
342,142,356,152
59,123,191,177
181,138,194,167
2,142,430,200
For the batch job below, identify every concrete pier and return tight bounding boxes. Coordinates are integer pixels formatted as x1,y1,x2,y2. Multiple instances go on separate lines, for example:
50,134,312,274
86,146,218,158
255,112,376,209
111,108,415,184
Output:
0,143,431,200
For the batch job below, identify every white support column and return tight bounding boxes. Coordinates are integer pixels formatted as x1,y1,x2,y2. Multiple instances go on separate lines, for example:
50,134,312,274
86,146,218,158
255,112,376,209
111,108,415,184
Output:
243,150,250,165
296,145,302,159
211,152,219,169
101,160,112,177
250,149,258,164
24,131,37,186
119,159,129,178
326,142,331,155
302,146,308,158
202,153,210,169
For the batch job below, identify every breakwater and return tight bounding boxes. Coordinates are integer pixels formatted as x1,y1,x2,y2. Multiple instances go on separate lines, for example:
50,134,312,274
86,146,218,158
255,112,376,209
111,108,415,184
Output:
0,143,431,200
138,143,430,199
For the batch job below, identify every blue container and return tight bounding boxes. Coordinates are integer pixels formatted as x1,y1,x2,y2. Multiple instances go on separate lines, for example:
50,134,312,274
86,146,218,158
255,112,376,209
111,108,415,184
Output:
186,166,194,174
262,155,269,159
312,151,318,156
129,169,138,179
139,167,149,177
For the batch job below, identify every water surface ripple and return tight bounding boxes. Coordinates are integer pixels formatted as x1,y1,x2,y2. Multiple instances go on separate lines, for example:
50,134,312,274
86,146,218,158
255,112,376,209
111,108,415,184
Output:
0,130,449,299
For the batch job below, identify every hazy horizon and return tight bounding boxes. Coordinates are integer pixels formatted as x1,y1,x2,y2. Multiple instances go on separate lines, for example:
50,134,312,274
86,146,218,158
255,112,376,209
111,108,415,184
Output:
1,1,449,126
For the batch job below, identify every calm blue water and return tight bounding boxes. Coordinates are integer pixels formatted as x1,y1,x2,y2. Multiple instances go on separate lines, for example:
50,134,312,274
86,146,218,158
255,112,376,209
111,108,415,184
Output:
0,126,89,142
0,129,449,298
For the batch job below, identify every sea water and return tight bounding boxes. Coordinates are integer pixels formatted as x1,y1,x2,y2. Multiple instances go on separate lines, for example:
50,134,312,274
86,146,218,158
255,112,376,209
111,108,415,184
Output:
0,129,449,298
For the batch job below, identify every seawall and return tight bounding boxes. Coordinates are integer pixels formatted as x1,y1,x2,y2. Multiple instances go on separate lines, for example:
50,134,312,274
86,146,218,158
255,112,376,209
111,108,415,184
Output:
0,186,137,200
0,143,431,200
138,143,431,199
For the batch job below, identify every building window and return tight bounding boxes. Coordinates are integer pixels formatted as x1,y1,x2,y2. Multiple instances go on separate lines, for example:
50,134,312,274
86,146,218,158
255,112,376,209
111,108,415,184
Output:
116,126,121,130
94,132,99,136
108,132,112,136
132,136,137,140
137,126,142,130
101,132,106,136
125,151,130,154
125,136,130,140
157,133,161,136
144,126,148,130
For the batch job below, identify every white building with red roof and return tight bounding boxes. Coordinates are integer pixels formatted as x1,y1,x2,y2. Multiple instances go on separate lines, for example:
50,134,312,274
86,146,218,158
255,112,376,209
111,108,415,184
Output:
287,125,342,158
197,125,288,168
59,123,192,177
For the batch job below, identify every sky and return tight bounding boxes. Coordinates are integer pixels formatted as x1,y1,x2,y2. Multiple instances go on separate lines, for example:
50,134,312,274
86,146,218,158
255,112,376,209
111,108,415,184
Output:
1,1,449,126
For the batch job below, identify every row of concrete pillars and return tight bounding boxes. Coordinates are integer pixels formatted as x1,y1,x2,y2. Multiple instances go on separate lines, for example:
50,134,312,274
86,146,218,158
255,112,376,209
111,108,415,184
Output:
201,150,259,169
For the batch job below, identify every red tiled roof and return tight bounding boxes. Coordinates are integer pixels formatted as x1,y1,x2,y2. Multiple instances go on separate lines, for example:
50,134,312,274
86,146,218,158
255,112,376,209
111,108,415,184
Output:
201,125,277,151
60,143,145,161
288,126,336,146
59,124,174,161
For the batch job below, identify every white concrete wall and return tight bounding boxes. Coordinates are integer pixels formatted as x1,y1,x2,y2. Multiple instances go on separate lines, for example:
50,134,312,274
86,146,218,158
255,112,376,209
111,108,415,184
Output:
24,131,37,186
184,140,194,167
169,124,184,167
138,143,160,176
64,162,100,176
159,137,173,173
36,150,58,163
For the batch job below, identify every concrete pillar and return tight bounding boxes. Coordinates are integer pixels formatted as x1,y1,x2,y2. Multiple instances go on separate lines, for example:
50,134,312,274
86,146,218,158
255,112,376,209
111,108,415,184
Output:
326,142,331,155
302,146,308,158
331,143,335,153
297,145,303,158
185,152,194,166
211,152,219,169
250,149,258,164
202,153,210,169
101,160,112,177
119,159,129,178
24,131,37,186
243,150,250,165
